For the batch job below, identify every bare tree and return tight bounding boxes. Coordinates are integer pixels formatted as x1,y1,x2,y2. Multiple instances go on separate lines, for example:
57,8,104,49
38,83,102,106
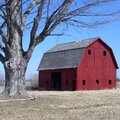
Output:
0,0,119,95
29,73,38,90
0,73,5,86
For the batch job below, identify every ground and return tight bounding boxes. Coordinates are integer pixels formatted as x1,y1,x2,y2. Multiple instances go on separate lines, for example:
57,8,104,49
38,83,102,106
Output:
0,87,120,120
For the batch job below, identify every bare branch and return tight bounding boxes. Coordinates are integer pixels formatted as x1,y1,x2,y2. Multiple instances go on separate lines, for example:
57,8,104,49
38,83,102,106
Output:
22,0,30,6
0,21,6,28
35,0,73,45
0,27,8,45
48,33,64,36
67,0,118,17
25,21,34,27
22,0,42,26
64,18,119,28
30,0,45,43
0,53,5,63
46,0,50,21
24,0,46,60
0,2,6,20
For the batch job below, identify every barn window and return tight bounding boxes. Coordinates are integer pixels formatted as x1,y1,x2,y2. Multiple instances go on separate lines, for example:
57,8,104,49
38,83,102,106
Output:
46,80,49,86
103,50,106,56
88,49,91,55
108,80,112,85
96,80,99,85
82,80,86,85
66,80,68,86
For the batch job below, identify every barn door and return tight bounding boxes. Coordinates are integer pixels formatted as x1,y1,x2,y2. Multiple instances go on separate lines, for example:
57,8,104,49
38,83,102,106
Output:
72,80,76,91
51,72,61,90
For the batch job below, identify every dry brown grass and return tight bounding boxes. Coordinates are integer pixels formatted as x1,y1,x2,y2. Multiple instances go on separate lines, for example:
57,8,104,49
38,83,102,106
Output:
0,88,120,120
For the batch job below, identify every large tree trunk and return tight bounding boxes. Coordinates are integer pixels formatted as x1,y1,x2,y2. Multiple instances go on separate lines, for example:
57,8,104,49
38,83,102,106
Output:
0,0,29,96
2,56,28,96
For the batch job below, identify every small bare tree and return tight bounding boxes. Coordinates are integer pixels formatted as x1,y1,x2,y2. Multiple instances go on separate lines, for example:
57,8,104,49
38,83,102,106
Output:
0,73,5,86
29,73,38,90
0,0,120,95
117,78,120,81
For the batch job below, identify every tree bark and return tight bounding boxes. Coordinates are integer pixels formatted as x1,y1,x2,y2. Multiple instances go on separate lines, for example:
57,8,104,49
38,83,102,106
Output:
2,56,28,96
0,0,28,96
1,31,29,96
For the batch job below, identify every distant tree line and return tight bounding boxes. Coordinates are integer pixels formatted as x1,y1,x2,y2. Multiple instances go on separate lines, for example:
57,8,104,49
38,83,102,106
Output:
117,78,120,82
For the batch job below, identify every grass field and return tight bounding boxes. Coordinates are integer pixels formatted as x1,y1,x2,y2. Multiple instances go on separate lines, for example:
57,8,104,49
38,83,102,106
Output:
0,88,120,120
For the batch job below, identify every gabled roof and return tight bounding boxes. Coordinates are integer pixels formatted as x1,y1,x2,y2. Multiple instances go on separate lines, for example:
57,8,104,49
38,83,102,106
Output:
38,37,98,70
38,37,118,70
38,48,85,70
47,37,98,53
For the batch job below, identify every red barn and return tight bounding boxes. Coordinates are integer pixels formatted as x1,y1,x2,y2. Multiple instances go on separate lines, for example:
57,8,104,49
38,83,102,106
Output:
38,37,118,91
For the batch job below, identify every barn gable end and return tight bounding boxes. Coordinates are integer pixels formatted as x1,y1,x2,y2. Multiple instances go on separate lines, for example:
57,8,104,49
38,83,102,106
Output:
86,38,118,69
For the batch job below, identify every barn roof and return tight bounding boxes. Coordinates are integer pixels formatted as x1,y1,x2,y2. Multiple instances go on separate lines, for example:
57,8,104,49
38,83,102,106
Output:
38,37,118,70
47,37,98,53
38,37,98,70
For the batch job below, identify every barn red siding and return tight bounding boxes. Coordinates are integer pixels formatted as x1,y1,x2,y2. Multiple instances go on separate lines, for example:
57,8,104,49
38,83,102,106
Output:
39,68,77,91
38,39,117,91
77,40,116,90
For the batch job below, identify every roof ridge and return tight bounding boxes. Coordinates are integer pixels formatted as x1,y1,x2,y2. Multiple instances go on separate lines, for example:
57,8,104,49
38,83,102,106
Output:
47,37,99,53
46,47,85,54
54,41,76,46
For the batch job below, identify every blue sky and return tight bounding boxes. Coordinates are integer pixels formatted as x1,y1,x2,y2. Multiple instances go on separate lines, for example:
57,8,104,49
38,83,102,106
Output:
0,1,120,79
0,21,120,79
0,19,119,79
23,20,120,79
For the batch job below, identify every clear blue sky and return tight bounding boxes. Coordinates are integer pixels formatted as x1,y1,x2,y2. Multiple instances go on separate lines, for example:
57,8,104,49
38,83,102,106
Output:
0,20,119,79
0,1,120,79
26,1,120,79
23,20,119,79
